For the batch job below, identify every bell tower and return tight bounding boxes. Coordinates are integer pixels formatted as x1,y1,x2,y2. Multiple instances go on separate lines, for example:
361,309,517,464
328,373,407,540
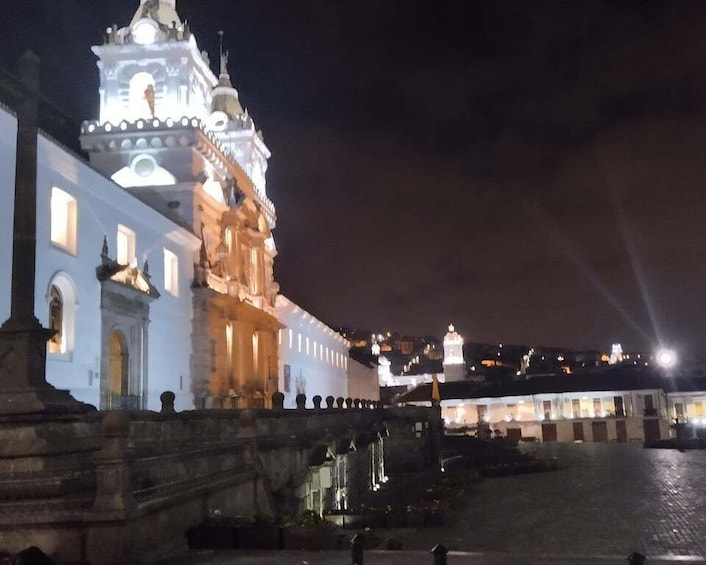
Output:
79,1,282,408
443,324,465,382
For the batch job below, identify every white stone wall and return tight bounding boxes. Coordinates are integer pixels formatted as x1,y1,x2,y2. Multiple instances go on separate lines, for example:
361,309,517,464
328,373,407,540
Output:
0,106,17,321
276,295,349,408
347,358,380,402
0,107,200,410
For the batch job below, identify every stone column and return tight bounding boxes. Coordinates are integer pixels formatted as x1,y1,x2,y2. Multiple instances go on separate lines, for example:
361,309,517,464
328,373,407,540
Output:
0,52,85,414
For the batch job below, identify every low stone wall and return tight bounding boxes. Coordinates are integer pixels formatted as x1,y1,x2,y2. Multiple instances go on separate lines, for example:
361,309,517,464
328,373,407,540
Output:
0,395,442,564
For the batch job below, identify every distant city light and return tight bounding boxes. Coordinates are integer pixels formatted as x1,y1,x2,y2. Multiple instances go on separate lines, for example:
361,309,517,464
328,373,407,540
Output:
609,343,623,365
656,348,677,369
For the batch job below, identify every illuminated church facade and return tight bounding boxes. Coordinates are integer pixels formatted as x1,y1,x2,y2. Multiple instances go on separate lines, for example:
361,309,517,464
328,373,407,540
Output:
0,0,351,411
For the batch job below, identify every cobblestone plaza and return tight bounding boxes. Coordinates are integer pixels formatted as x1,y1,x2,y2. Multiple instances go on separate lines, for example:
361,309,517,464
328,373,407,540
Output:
396,443,706,558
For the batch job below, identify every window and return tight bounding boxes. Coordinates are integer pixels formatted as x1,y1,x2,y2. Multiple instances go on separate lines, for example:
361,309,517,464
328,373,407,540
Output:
46,273,77,358
224,227,233,254
117,225,136,266
284,364,291,393
572,399,581,418
163,248,178,296
593,398,602,416
226,323,233,383
250,247,260,295
543,400,552,419
288,329,293,349
50,187,77,254
252,332,259,372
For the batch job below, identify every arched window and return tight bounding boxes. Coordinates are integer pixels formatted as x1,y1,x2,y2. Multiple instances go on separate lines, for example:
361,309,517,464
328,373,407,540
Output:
46,272,77,358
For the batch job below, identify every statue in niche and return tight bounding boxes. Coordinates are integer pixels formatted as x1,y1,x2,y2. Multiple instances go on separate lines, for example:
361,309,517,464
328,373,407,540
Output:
144,84,155,117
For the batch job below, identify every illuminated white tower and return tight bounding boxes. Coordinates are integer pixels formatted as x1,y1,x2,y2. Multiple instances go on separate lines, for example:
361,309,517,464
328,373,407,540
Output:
80,0,275,230
443,324,465,382
609,343,624,365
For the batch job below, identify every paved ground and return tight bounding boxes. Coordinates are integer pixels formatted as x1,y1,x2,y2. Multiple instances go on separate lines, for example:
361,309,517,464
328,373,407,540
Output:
395,443,706,557
172,443,706,563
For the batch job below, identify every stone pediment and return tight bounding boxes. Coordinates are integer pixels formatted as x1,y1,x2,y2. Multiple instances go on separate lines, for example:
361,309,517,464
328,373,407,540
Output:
96,259,160,300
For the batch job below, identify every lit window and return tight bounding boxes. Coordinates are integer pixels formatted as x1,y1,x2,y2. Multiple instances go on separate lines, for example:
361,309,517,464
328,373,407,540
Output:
225,227,233,254
250,248,260,295
50,187,77,254
252,332,259,372
306,337,310,356
278,329,282,346
163,248,178,296
288,329,293,349
117,225,136,265
298,333,302,353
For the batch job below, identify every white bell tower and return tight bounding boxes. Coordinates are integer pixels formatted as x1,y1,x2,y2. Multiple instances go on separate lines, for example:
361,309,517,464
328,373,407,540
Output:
80,0,276,230
443,324,465,382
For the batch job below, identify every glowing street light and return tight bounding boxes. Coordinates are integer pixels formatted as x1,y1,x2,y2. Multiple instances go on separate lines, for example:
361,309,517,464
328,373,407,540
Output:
655,348,677,369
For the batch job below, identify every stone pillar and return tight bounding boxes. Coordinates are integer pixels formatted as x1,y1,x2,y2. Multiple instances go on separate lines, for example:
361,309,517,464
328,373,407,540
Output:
92,412,136,514
0,52,85,414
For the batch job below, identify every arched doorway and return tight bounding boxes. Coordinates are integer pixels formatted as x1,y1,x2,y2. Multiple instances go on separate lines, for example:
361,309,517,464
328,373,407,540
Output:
109,330,129,404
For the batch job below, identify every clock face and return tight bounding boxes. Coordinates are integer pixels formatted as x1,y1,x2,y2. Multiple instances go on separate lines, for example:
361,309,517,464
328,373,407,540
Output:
133,19,158,45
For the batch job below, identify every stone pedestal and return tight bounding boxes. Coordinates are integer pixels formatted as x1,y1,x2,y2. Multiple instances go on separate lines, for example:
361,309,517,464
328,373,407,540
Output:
0,324,89,415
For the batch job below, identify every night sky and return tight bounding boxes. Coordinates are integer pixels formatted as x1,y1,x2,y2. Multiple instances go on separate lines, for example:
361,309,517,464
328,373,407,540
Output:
2,1,705,358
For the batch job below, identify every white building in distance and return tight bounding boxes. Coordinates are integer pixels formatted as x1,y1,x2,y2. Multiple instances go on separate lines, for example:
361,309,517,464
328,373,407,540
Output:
443,324,465,382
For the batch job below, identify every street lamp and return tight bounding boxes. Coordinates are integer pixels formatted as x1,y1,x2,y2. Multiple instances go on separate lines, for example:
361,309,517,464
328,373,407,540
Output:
655,348,677,369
